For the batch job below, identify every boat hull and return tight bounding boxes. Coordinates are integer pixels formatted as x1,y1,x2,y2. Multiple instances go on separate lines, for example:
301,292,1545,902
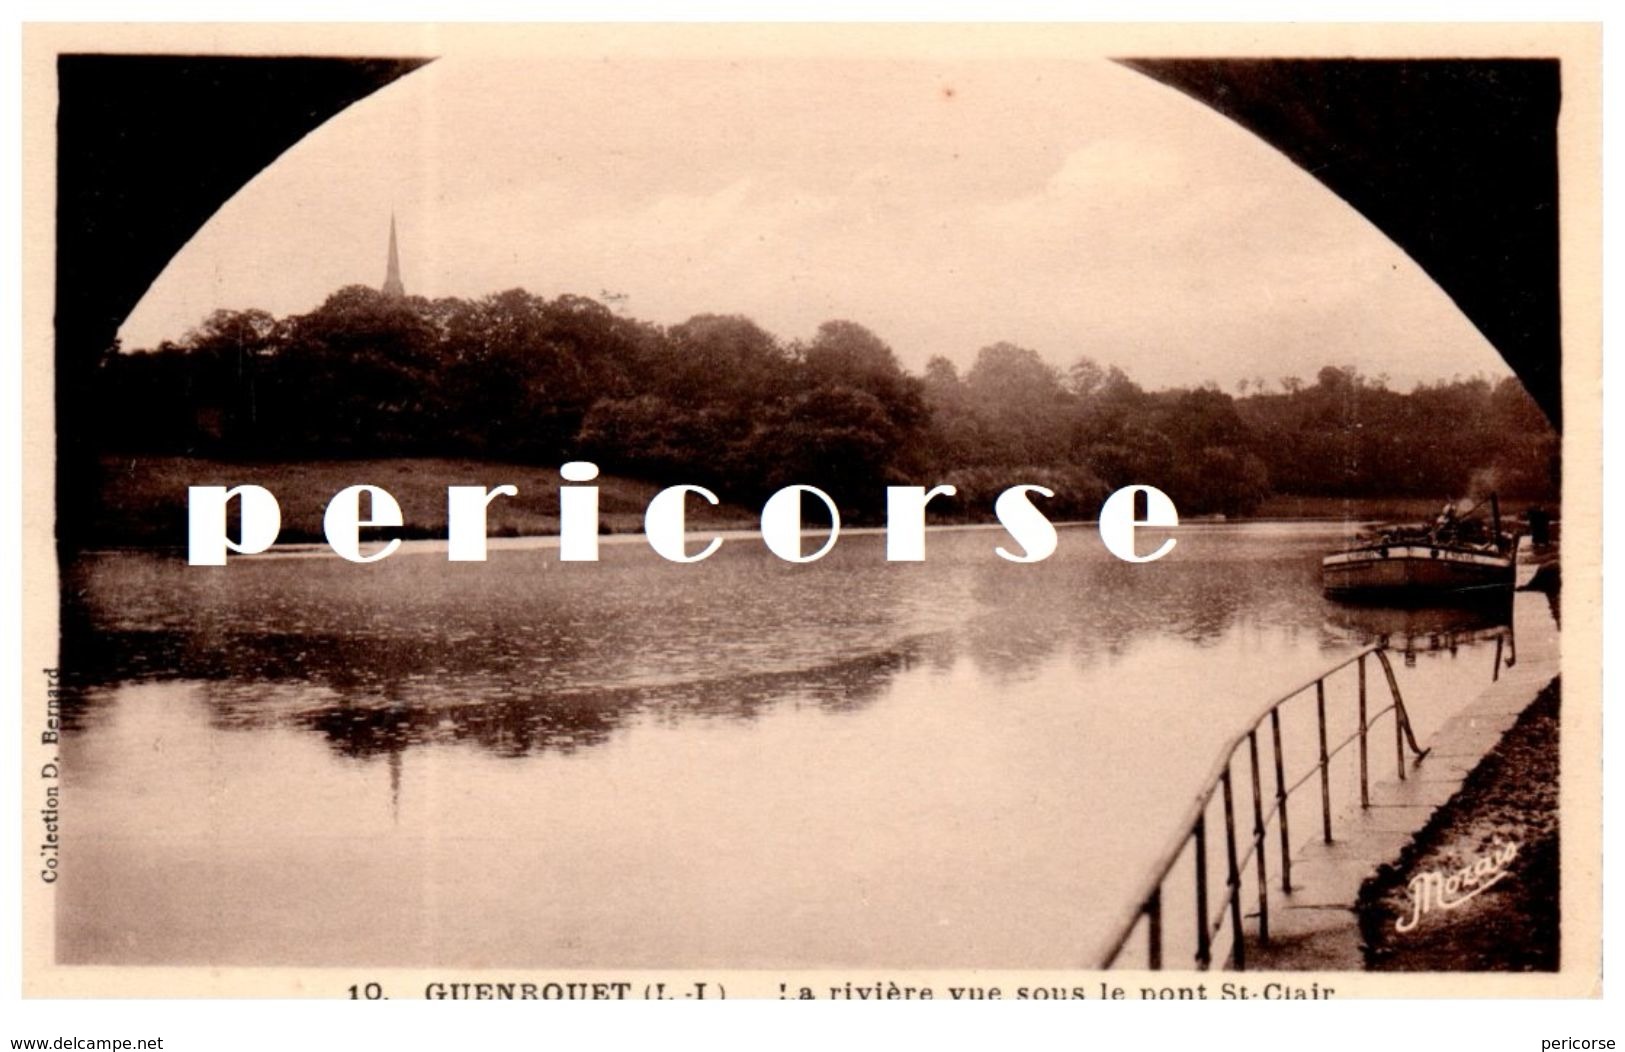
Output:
1321,544,1514,599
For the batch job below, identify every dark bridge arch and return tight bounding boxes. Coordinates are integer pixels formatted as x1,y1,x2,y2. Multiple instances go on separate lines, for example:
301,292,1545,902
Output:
54,54,434,551
1121,58,1561,430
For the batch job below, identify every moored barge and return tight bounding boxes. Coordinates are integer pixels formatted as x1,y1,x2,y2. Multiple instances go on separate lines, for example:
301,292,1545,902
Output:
1322,496,1517,599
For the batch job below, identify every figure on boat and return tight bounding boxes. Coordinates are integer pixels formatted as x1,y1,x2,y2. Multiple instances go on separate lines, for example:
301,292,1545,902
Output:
1322,495,1519,601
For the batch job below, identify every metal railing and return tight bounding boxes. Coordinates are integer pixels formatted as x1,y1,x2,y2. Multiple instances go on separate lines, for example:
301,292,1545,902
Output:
1098,637,1506,972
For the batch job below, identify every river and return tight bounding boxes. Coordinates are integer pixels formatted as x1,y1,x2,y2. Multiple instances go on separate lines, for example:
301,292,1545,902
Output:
54,521,1513,967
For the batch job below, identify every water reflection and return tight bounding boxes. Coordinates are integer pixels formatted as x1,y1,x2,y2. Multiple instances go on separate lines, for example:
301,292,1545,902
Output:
62,523,1410,764
1323,598,1513,666
300,645,920,760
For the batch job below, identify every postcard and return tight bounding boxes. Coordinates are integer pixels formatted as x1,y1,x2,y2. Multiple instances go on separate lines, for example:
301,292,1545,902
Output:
19,22,1602,999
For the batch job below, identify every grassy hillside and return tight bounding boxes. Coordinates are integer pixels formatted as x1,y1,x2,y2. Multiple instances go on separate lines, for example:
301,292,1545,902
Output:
88,456,758,548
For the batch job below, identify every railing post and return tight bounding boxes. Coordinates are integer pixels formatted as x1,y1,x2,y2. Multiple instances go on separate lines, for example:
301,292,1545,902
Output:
1375,648,1413,779
1099,644,1446,972
1247,730,1269,944
1397,686,1410,777
1221,767,1246,970
1146,888,1162,970
1269,707,1291,893
1194,815,1210,969
1316,679,1332,843
1358,654,1370,808
1393,685,1406,781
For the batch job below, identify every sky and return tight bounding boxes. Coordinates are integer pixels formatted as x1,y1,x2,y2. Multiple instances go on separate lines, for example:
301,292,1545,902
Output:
118,54,1511,392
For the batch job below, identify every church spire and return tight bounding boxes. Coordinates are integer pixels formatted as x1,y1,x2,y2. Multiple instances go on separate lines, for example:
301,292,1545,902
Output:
382,214,405,298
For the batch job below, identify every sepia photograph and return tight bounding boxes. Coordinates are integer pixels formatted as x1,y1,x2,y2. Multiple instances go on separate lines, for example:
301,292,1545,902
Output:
18,22,1601,1001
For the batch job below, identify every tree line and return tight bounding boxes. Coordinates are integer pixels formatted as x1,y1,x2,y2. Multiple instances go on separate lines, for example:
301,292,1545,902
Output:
92,284,1559,520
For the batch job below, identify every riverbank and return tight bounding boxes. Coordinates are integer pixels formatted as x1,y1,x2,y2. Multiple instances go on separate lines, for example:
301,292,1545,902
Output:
1241,587,1559,973
1251,493,1548,522
1356,679,1560,971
